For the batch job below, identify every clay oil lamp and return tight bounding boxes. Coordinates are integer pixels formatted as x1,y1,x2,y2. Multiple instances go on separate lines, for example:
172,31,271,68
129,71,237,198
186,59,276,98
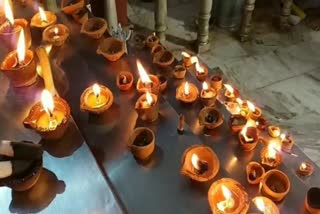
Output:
246,161,265,185
31,7,57,31
194,57,208,82
80,17,108,39
210,74,223,91
42,24,70,46
24,90,70,140
136,60,160,94
268,126,281,138
181,51,194,67
256,117,268,131
236,98,250,117
305,187,320,214
252,196,280,214
224,84,240,102
200,82,217,106
146,33,159,48
153,50,174,68
80,83,114,114
247,101,262,120
135,91,159,122
97,37,125,62
133,33,146,49
61,0,85,15
229,114,247,133
173,64,186,79
127,127,155,160
198,107,224,130
280,133,294,152
176,81,199,104
180,145,220,182
116,71,134,91
260,141,282,169
225,101,242,116
260,169,290,202
0,30,37,87
158,75,168,92
298,161,314,177
151,44,164,56
238,121,258,151
72,8,89,25
208,178,249,214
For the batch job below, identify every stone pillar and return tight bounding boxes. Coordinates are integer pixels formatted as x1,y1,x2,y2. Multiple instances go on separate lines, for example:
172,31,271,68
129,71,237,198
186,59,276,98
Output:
196,0,213,53
44,0,59,12
106,0,119,32
280,0,293,30
154,0,167,42
239,0,256,42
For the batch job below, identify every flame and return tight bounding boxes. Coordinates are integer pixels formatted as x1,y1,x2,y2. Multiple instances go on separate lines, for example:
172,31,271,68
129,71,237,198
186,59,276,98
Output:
236,98,243,106
38,7,47,23
240,119,256,142
254,198,265,212
247,101,256,112
190,56,198,64
301,163,307,170
181,51,191,58
146,91,153,106
53,27,59,34
41,89,54,116
92,83,100,97
184,81,190,96
224,84,234,94
136,60,152,84
4,0,14,25
45,44,52,54
17,29,26,64
195,62,204,74
202,82,209,91
191,154,200,170
280,133,286,141
267,141,279,160
217,185,233,212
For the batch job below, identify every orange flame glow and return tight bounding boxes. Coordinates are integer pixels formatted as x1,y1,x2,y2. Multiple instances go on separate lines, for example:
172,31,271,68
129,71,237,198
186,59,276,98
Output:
191,154,200,170
17,29,26,64
247,101,256,112
136,60,152,84
41,89,54,116
224,84,234,94
181,51,191,58
38,7,48,23
146,91,153,106
92,83,100,98
202,82,209,91
184,81,190,96
4,0,14,25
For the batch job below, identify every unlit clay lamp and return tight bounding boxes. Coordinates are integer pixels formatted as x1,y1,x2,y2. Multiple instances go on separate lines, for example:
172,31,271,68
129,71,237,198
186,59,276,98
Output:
260,169,290,202
31,7,57,31
61,0,85,15
260,142,282,169
181,51,194,67
208,178,249,214
42,24,70,46
135,91,159,122
173,64,186,79
151,44,164,56
238,125,259,151
153,50,175,68
247,101,262,120
224,84,240,102
136,60,160,94
305,187,320,214
0,30,37,87
145,33,159,48
81,17,108,39
116,71,134,91
127,127,155,160
298,162,314,177
158,75,168,92
181,145,220,182
256,117,268,131
194,57,208,82
72,8,88,25
97,37,125,62
199,107,224,130
80,83,114,114
229,114,247,133
210,74,223,91
246,161,265,185
252,196,280,214
24,90,70,140
200,82,217,106
176,81,199,104
133,33,146,49
268,126,281,138
280,133,294,152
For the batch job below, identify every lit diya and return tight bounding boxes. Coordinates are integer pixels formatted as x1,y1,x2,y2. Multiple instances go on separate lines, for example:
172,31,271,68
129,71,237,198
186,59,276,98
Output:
210,74,223,91
61,0,85,15
247,101,262,120
238,122,258,151
173,64,187,79
80,17,108,39
268,126,281,138
181,145,220,182
229,114,247,133
145,33,159,48
225,101,241,115
24,90,70,140
80,83,114,114
153,50,174,68
224,84,240,102
305,187,320,214
0,29,37,87
298,162,314,177
127,127,155,160
246,161,265,184
198,107,224,130
200,82,217,106
31,7,57,30
260,169,291,202
194,57,208,82
135,91,159,122
116,71,134,91
136,60,160,94
97,37,125,62
280,133,294,152
252,196,280,214
208,178,249,214
181,51,194,67
260,142,282,169
42,24,70,46
176,81,199,104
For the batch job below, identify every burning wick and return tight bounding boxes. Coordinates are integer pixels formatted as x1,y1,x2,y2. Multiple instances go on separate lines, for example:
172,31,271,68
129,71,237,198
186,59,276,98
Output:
202,81,209,92
224,84,235,98
184,81,190,96
181,51,191,58
254,198,268,214
145,91,154,106
120,75,127,84
4,0,14,27
191,153,208,175
16,29,26,66
217,185,235,212
41,89,57,129
93,83,101,104
267,142,279,162
38,7,48,23
137,59,152,88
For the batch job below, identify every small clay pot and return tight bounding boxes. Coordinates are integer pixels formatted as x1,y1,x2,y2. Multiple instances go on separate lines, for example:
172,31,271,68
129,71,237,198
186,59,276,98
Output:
97,37,125,62
181,145,220,182
298,162,314,177
268,126,281,138
195,66,209,82
198,107,224,130
281,134,294,152
246,162,265,184
61,0,85,15
256,117,268,131
30,11,57,30
158,75,168,92
229,114,247,133
116,71,134,91
136,74,160,94
238,127,259,151
81,17,108,39
260,146,282,169
305,187,320,214
153,50,175,68
133,33,146,49
176,82,199,104
224,87,240,102
261,169,291,202
135,93,159,122
181,52,193,67
42,24,70,46
127,127,155,160
210,74,223,91
72,8,89,25
151,44,164,56
173,65,186,79
200,88,217,107
146,34,159,48
248,106,262,120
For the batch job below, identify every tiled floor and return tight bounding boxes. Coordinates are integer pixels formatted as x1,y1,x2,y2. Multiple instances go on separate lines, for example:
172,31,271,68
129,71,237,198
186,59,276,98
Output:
128,0,320,166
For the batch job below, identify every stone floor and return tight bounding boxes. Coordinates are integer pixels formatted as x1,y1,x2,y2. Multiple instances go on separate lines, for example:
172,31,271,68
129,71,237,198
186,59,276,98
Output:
128,0,320,166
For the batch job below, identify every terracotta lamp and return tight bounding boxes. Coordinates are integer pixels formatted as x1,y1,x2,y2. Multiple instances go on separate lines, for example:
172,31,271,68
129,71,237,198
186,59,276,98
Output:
176,81,199,104
61,0,85,15
127,127,155,160
24,90,70,140
208,178,249,214
238,124,259,151
280,133,294,152
146,33,159,48
246,161,265,185
224,84,240,102
260,169,290,202
133,33,146,49
229,114,247,133
153,50,174,68
116,71,134,91
210,74,223,91
80,17,108,39
151,44,164,56
252,196,280,214
193,57,208,82
256,117,268,131
72,8,89,25
158,75,168,92
181,145,220,182
181,51,194,67
198,107,224,130
200,82,217,106
305,187,320,214
42,24,70,46
247,101,262,120
173,64,186,79
268,126,281,138
136,60,160,94
97,37,125,62
31,7,57,30
260,142,282,169
298,162,314,177
135,91,159,122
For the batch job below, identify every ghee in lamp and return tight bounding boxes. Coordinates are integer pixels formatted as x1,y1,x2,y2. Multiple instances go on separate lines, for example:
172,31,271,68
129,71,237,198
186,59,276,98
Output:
86,84,108,109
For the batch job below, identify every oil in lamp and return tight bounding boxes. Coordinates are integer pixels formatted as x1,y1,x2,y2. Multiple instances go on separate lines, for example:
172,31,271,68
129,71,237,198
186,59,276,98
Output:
210,74,223,91
0,29,37,87
246,161,265,184
116,71,134,91
135,91,159,122
193,57,208,82
229,114,247,133
208,178,249,214
80,83,114,114
298,161,314,176
97,37,126,62
24,90,71,140
177,114,185,134
224,84,239,102
180,145,220,182
42,24,70,46
305,187,320,214
260,169,291,202
252,196,280,214
181,51,193,67
136,60,160,94
198,107,224,130
200,81,217,106
146,32,159,48
176,81,199,104
280,133,294,152
268,126,281,138
173,64,187,79
153,50,175,68
247,101,262,120
260,142,282,169
31,7,57,30
127,127,155,160
238,121,258,151
80,17,108,39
